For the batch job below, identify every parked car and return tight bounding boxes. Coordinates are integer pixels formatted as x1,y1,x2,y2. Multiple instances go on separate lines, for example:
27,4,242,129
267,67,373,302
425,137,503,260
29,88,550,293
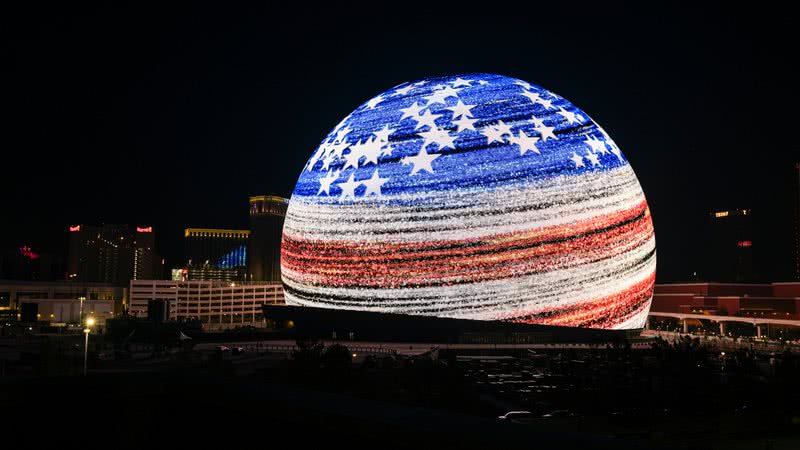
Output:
498,411,534,423
232,346,245,355
215,345,231,353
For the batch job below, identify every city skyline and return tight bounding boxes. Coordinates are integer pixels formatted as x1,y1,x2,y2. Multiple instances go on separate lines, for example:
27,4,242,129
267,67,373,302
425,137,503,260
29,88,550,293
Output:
1,3,795,282
2,6,799,447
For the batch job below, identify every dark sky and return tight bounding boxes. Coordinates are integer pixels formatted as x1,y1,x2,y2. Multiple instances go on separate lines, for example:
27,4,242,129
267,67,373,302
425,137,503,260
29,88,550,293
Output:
1,3,795,281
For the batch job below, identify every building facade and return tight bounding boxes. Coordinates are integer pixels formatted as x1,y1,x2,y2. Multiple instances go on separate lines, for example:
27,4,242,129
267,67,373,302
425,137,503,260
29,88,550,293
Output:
68,224,162,285
0,280,125,325
128,279,284,330
181,228,250,281
248,195,288,282
651,283,800,320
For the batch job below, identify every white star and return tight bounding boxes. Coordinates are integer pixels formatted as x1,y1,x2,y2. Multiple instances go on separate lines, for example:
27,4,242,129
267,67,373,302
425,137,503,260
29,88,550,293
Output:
321,154,334,171
419,128,456,150
451,77,472,88
514,80,533,89
509,130,541,155
446,100,476,119
317,170,340,195
520,90,542,104
394,84,413,95
415,110,441,130
585,151,602,167
584,135,609,155
557,107,582,125
494,120,513,137
372,125,394,143
533,123,557,141
453,115,477,133
399,102,424,122
402,147,440,175
412,80,427,88
328,139,349,159
482,124,507,144
332,126,352,144
521,90,556,110
380,143,395,157
538,97,554,109
337,173,361,200
570,152,585,168
360,137,383,166
596,126,624,160
342,142,364,170
362,170,388,196
477,80,489,85
365,94,384,110
424,85,459,105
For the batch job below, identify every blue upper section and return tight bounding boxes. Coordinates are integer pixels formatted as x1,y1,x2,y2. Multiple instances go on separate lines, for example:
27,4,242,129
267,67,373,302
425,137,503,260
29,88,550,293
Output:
293,73,627,202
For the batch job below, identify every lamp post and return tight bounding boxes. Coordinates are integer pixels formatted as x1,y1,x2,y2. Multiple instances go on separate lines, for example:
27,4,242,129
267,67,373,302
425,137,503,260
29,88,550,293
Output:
83,317,95,376
78,296,86,325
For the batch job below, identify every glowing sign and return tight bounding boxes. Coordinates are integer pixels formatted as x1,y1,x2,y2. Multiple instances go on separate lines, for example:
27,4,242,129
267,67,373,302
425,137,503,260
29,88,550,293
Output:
136,227,152,233
715,211,729,218
281,73,656,330
19,246,40,260
69,225,81,232
738,241,752,247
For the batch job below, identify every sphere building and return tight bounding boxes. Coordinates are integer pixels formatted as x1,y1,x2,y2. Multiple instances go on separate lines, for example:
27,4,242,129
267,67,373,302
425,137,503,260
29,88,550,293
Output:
281,73,655,330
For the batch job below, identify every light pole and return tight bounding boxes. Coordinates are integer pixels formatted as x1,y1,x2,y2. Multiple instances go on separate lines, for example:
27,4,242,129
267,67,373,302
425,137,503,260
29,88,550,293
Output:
78,296,86,325
83,317,95,376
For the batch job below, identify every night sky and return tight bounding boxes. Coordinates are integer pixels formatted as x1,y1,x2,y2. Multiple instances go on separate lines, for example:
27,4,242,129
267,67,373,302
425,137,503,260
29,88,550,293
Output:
1,3,794,281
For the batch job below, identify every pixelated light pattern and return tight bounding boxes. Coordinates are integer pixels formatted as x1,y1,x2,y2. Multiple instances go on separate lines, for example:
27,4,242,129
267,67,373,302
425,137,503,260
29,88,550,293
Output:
281,73,656,330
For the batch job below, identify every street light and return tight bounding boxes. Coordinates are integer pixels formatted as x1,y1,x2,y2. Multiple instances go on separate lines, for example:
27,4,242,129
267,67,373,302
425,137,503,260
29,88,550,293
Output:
78,296,86,324
83,317,95,376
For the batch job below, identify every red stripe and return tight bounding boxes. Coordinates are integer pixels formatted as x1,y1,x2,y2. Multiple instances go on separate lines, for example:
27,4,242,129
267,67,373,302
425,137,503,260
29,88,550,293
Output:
282,201,653,288
498,272,656,329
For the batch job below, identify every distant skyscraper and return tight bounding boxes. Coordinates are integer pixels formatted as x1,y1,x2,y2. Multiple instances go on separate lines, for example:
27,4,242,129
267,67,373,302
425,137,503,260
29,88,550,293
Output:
133,226,159,280
704,208,754,282
182,228,250,281
68,224,161,285
248,195,288,282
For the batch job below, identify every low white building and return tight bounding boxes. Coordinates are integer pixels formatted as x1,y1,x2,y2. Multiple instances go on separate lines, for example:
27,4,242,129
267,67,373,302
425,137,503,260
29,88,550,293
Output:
0,280,124,325
128,280,284,330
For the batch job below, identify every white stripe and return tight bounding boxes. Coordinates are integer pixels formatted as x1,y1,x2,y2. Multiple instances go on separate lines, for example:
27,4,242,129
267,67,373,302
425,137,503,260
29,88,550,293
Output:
284,165,645,243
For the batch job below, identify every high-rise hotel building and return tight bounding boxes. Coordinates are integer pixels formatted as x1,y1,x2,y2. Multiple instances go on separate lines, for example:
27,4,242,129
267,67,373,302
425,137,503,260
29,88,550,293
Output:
248,195,288,282
68,224,162,285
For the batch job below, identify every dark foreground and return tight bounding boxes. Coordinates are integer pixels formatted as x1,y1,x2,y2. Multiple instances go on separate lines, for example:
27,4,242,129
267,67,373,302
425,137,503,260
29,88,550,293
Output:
2,336,800,449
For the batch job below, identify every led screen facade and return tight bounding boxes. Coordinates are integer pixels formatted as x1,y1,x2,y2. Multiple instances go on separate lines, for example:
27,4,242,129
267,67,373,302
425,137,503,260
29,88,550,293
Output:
282,74,655,329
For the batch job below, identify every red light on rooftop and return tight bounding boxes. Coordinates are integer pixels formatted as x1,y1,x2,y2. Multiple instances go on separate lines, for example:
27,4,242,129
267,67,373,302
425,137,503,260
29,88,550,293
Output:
69,225,81,232
737,240,752,247
136,227,152,233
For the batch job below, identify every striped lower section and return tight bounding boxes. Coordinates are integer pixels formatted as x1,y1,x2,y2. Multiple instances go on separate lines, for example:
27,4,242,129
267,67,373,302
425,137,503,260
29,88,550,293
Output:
281,165,656,330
